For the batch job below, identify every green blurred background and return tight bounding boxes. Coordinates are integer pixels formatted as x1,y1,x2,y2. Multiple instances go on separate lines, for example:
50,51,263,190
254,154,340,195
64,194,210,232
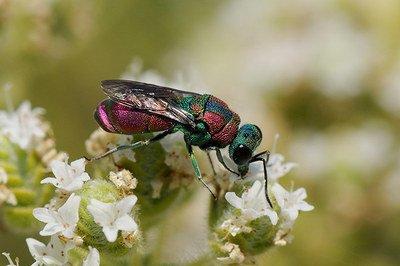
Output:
1,0,399,265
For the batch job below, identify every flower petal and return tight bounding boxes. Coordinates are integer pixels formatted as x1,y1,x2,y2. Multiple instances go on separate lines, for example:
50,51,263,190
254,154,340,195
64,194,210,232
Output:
40,177,59,186
116,195,137,214
26,238,46,260
83,247,100,266
103,226,118,242
33,208,57,223
114,214,138,232
265,209,279,225
225,192,243,210
71,158,86,174
87,199,114,225
58,193,81,224
40,223,63,236
298,201,314,211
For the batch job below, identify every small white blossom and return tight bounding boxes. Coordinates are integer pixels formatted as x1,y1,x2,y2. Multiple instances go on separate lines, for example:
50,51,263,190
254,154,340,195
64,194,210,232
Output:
217,242,245,264
41,158,90,192
0,185,17,206
26,235,72,266
2,252,19,266
220,216,252,236
88,195,138,242
83,247,100,266
272,183,314,221
33,193,81,238
225,180,278,225
0,167,8,184
0,101,46,150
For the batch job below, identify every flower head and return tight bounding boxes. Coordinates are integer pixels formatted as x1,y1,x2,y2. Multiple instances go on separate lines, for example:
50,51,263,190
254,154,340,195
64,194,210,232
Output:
87,195,138,242
26,235,73,266
41,158,90,192
272,183,314,221
83,247,100,266
225,180,278,225
0,101,46,150
33,193,81,238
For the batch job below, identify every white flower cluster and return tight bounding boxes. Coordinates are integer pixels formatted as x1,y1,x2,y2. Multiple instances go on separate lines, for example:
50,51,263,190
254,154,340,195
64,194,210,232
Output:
0,99,66,167
0,101,47,150
0,167,17,206
221,141,314,251
28,158,139,265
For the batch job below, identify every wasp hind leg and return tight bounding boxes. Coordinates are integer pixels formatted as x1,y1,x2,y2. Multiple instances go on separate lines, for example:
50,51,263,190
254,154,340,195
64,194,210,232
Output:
186,144,217,200
206,150,217,176
86,129,173,162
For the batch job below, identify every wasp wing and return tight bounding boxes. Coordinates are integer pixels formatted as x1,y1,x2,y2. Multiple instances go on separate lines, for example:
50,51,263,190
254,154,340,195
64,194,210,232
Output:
101,79,200,128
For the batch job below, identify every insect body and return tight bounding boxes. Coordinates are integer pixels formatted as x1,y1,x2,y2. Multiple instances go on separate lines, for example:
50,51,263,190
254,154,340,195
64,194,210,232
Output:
92,80,272,206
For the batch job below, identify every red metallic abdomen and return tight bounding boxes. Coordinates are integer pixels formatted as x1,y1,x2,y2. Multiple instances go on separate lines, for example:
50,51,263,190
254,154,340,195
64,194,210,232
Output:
95,99,174,134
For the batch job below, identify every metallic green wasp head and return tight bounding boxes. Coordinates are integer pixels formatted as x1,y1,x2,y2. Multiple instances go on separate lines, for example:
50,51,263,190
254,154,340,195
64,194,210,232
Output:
229,124,262,175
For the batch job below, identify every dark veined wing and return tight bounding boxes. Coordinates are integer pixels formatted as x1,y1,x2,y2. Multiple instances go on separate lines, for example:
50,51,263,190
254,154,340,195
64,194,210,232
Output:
101,79,201,128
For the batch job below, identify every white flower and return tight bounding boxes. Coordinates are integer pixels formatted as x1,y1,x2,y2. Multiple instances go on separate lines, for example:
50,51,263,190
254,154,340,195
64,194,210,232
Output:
0,185,17,206
272,183,314,221
217,242,245,264
26,235,72,266
2,252,19,266
83,247,100,266
248,153,297,183
41,158,90,192
33,193,81,238
0,101,46,150
88,195,138,242
0,167,8,184
225,180,278,225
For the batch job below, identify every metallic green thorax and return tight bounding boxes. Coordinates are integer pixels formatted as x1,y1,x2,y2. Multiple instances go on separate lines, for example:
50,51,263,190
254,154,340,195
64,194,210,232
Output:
175,94,242,149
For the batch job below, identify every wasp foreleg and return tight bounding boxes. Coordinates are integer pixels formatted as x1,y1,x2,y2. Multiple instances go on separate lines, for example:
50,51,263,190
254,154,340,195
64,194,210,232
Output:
250,151,273,208
186,144,217,200
206,150,217,176
215,149,240,176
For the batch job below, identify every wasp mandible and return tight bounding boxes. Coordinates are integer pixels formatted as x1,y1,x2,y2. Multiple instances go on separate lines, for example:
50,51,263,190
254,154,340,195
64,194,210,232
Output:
89,80,272,207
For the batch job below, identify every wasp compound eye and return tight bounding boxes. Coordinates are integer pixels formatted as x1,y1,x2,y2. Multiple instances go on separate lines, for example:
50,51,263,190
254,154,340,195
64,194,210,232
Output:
233,144,252,165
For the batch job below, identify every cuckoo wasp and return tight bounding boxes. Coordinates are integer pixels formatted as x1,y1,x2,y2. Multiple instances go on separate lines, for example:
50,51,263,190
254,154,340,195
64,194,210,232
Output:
89,80,273,207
